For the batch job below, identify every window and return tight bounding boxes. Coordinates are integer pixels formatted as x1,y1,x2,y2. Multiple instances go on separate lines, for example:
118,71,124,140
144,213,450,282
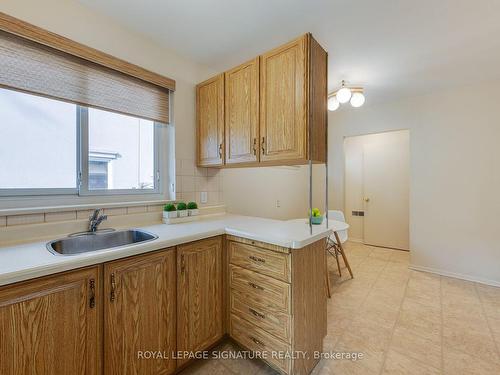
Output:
0,88,162,196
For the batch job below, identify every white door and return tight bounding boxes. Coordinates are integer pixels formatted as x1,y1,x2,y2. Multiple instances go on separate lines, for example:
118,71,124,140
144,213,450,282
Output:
363,130,409,250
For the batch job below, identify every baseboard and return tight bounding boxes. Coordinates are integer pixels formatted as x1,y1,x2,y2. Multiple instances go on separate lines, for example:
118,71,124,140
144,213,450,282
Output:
409,264,500,288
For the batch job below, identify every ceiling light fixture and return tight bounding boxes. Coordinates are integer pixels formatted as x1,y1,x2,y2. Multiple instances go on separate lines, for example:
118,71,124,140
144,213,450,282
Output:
328,81,365,111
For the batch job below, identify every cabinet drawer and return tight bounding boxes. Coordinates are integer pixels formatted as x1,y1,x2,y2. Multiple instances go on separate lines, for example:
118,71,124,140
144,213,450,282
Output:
231,289,291,343
230,314,291,374
229,264,291,313
229,241,291,282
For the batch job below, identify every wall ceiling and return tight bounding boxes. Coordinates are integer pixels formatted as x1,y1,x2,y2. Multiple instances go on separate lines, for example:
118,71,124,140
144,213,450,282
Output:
79,0,500,102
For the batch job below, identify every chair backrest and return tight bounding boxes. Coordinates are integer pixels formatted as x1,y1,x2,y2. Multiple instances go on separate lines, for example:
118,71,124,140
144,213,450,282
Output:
328,210,348,243
328,210,346,223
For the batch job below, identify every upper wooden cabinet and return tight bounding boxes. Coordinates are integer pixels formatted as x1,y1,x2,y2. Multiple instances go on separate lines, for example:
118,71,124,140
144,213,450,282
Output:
0,266,101,375
104,249,176,375
177,237,223,366
225,57,260,165
196,33,327,168
260,36,307,163
197,74,225,166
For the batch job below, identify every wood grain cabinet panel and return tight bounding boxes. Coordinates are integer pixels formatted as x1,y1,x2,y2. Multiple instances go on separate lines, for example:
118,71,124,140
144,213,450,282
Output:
197,74,224,166
177,236,223,365
104,249,177,375
224,57,260,165
260,35,307,163
0,266,101,375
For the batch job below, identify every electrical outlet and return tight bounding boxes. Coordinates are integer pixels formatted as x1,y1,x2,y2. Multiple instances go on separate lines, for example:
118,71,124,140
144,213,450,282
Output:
276,200,281,208
200,191,208,203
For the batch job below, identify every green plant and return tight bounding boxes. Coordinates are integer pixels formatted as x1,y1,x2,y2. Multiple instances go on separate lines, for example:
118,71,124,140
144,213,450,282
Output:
164,203,176,212
187,201,198,209
310,208,321,217
177,202,187,210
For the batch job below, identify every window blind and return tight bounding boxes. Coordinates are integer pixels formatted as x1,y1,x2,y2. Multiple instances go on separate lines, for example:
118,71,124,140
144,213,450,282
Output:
0,29,170,123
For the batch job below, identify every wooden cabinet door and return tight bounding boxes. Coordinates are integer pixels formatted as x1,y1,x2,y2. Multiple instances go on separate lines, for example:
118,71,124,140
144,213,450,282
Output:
0,267,101,375
104,249,176,375
197,74,224,166
260,35,307,163
225,58,259,164
177,237,223,365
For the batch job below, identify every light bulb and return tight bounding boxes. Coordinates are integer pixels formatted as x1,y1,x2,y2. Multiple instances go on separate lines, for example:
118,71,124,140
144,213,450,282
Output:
328,96,340,111
350,92,365,107
336,87,352,103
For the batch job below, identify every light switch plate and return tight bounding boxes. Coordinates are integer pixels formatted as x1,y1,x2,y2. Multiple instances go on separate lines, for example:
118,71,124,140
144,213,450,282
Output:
200,191,208,203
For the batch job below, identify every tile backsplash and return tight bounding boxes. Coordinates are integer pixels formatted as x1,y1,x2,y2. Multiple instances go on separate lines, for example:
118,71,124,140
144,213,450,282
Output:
175,158,223,206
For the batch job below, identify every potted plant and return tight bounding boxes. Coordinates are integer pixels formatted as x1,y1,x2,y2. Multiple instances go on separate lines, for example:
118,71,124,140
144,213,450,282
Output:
187,201,199,216
177,202,188,217
163,203,177,219
310,207,323,225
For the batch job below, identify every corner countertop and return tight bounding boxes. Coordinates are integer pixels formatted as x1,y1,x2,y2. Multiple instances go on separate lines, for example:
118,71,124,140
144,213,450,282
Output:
0,214,333,286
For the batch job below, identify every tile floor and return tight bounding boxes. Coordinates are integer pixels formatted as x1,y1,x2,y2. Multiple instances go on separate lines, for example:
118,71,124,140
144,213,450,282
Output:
180,241,500,375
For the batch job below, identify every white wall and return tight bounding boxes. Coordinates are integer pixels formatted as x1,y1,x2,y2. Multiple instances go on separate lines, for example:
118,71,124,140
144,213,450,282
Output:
222,164,326,220
329,81,500,285
0,0,216,209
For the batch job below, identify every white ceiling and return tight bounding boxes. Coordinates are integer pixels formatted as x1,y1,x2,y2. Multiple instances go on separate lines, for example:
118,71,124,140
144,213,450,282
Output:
79,0,500,101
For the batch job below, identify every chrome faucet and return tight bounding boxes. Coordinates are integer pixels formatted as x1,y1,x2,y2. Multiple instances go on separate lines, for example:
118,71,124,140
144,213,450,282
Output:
88,209,107,232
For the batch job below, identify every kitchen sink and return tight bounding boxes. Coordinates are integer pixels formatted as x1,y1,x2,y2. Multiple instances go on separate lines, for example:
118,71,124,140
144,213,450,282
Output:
47,229,158,255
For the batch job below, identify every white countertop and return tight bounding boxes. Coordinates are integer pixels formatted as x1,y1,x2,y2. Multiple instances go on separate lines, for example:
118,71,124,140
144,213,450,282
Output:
0,214,334,286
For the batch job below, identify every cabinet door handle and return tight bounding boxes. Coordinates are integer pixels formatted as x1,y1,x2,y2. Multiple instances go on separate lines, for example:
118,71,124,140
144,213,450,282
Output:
110,273,116,302
249,307,265,319
89,278,96,309
253,138,257,155
248,282,264,291
261,137,266,154
249,255,266,263
250,336,264,346
219,143,223,158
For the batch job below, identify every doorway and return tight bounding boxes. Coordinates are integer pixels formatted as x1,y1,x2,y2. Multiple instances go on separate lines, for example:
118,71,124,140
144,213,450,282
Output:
344,130,410,250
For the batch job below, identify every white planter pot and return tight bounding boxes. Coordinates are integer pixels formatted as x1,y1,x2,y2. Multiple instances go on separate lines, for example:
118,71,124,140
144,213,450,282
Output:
188,209,199,216
163,211,177,219
178,210,188,217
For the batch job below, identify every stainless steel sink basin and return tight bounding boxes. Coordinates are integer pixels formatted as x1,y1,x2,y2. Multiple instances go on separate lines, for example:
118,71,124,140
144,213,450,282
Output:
47,229,158,255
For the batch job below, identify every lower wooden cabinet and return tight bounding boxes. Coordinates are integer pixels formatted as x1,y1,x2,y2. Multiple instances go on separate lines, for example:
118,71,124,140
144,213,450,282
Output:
104,248,177,375
0,266,101,375
177,236,224,366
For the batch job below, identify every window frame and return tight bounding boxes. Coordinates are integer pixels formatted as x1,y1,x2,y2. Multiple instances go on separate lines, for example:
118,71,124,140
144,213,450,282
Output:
78,107,162,196
0,97,162,197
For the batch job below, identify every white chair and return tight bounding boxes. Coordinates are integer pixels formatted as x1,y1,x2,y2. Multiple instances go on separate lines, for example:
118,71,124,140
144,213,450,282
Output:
326,210,353,280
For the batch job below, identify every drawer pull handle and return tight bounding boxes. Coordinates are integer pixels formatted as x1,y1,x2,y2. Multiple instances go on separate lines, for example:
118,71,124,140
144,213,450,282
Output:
89,278,96,309
249,255,266,263
248,282,264,291
249,308,265,319
250,336,264,346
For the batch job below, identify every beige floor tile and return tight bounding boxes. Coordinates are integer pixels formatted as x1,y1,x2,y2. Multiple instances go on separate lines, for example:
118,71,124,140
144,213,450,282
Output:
389,326,442,369
397,302,442,343
443,324,500,365
382,349,441,375
443,347,500,375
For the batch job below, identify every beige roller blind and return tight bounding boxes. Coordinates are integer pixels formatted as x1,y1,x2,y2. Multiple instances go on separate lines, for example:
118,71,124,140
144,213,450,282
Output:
0,30,170,123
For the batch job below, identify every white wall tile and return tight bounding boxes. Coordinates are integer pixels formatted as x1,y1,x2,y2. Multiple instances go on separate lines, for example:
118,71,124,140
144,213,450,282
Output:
0,216,6,227
77,210,92,220
207,176,219,192
104,207,127,216
180,159,195,176
7,214,44,226
181,176,195,192
195,176,208,191
45,211,77,223
195,167,208,177
127,206,147,214
147,205,164,212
